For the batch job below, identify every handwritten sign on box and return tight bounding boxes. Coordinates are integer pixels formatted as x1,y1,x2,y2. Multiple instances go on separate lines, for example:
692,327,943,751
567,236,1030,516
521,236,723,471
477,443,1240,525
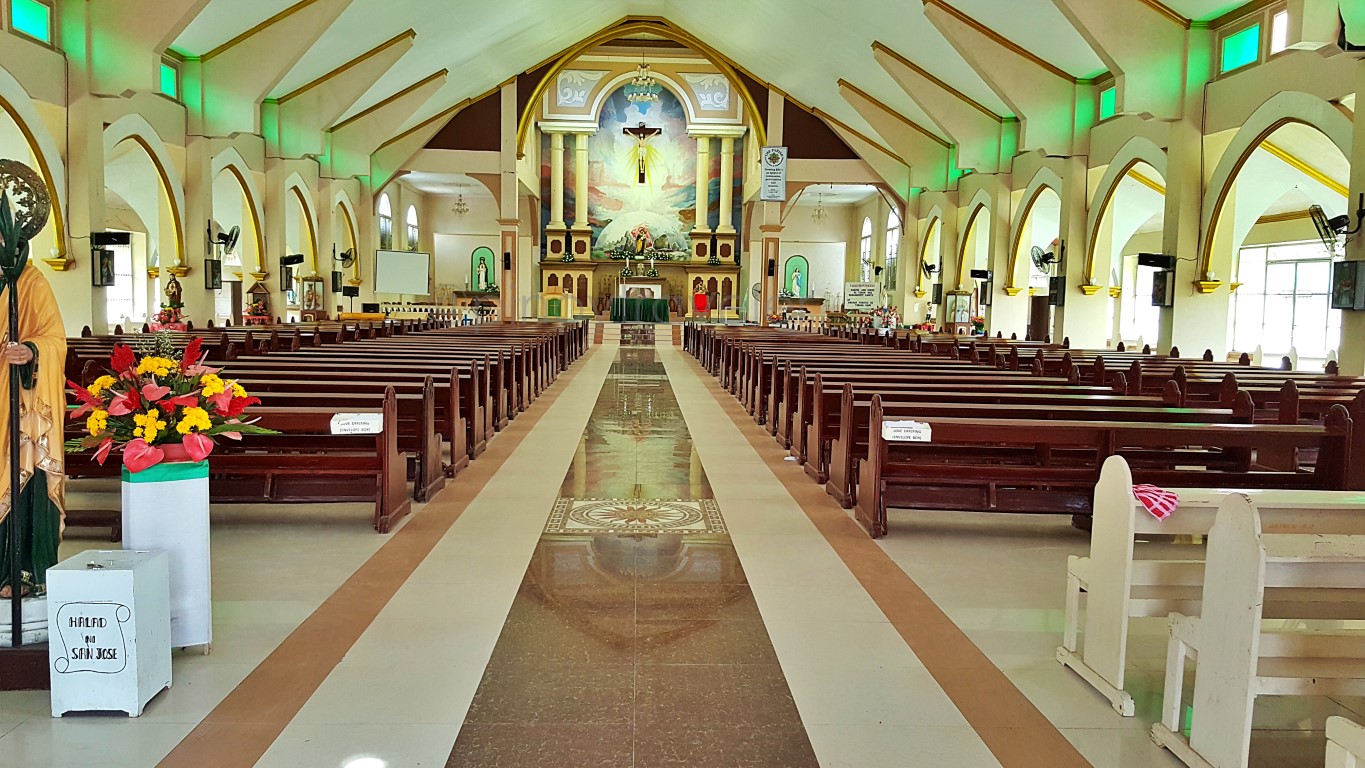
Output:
882,420,932,443
330,413,384,435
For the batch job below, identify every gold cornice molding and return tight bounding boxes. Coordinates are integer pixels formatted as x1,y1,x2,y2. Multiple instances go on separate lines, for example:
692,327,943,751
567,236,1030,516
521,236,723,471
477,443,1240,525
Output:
1127,168,1167,195
837,79,951,149
1256,209,1313,225
202,0,326,60
514,16,768,157
278,29,417,103
1260,140,1349,197
921,0,1077,83
1193,279,1223,294
1136,0,1191,29
870,41,1002,123
331,69,449,133
1078,284,1102,296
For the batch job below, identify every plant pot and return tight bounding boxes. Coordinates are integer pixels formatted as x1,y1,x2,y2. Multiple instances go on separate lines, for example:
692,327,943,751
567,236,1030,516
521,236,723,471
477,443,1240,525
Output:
121,457,211,650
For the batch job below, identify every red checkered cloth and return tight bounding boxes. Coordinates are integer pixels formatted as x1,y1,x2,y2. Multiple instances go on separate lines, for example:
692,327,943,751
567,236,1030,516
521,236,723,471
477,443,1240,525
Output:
1133,484,1179,521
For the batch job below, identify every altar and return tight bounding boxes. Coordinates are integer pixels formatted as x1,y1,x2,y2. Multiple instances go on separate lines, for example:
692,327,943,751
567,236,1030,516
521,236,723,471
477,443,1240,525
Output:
610,298,670,323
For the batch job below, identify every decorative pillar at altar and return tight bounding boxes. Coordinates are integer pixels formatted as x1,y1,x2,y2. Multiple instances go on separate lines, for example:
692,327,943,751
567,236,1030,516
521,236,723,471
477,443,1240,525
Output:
545,129,568,259
717,136,735,233
569,131,592,259
690,133,712,261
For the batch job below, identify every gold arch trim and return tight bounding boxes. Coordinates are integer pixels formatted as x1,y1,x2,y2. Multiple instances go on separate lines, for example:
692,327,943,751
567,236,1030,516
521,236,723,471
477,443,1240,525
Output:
219,163,267,274
122,135,186,269
1200,118,1344,277
956,203,987,291
1006,185,1057,292
1128,168,1167,195
289,185,319,274
1259,140,1349,197
916,216,941,295
514,17,768,157
1083,162,1165,289
337,202,360,281
0,94,66,258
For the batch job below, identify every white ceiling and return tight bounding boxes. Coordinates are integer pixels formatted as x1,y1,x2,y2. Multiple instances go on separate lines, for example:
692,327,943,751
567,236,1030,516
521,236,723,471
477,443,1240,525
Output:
401,171,493,198
791,184,881,206
170,0,1162,156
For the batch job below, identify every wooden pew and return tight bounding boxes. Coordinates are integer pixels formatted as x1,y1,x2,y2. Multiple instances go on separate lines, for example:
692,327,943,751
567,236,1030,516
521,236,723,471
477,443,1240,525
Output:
1058,455,1365,716
1150,494,1365,767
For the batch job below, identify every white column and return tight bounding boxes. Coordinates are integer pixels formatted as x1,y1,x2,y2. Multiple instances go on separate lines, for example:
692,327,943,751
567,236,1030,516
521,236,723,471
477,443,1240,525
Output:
717,136,735,233
694,135,711,232
548,130,565,229
572,132,589,230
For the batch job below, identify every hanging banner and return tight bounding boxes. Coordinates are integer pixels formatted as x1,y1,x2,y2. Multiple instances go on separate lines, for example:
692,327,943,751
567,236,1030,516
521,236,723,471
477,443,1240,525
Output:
844,282,880,311
759,146,788,202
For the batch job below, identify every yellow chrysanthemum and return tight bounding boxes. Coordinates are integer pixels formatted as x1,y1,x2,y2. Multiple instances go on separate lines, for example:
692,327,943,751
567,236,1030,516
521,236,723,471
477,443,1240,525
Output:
132,410,167,443
136,356,179,377
200,373,226,397
175,406,212,435
88,375,117,397
229,381,247,398
86,409,109,437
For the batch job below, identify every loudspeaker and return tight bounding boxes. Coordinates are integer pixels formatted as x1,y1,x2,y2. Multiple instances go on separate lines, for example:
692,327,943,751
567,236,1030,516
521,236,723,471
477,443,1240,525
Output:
969,268,992,280
1137,253,1175,270
342,285,360,298
280,253,305,266
91,231,131,247
280,265,293,293
767,258,776,277
503,252,512,270
331,270,343,294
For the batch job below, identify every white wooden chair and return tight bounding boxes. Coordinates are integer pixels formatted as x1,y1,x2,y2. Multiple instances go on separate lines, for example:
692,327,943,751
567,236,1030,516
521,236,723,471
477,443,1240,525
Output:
1149,493,1365,767
1057,455,1365,715
1328,717,1365,768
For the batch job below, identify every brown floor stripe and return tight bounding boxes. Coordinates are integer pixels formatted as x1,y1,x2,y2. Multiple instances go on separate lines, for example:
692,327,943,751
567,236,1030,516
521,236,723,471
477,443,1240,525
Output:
156,347,601,768
685,355,1093,768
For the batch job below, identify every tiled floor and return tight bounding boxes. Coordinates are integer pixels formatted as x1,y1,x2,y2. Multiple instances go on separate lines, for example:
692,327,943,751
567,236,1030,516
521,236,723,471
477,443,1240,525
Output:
0,326,1356,767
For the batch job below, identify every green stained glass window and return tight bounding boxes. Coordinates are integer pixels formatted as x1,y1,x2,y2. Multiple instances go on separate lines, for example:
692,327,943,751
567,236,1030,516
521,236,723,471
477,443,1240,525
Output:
10,0,51,44
1220,24,1261,73
159,62,178,99
1099,87,1117,120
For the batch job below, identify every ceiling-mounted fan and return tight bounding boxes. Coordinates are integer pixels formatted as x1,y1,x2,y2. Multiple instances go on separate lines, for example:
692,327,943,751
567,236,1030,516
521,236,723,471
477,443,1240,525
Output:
1311,195,1365,254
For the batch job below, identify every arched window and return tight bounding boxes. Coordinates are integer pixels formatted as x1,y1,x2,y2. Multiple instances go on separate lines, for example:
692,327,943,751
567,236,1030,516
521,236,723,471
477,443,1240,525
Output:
406,205,419,251
885,210,900,291
377,194,393,250
859,217,873,282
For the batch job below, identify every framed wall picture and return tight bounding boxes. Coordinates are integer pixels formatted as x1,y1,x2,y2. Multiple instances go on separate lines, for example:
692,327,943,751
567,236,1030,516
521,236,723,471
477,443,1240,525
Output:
1151,270,1174,308
204,259,222,290
1331,260,1365,311
92,249,114,287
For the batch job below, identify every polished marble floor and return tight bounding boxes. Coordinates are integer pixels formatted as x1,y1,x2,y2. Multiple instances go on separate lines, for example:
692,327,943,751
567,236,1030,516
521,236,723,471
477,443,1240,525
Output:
0,325,1355,767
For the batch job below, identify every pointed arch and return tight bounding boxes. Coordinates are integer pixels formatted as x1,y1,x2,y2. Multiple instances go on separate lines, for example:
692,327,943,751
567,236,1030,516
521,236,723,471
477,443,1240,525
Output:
211,147,267,275
0,65,67,258
104,114,186,267
283,173,319,274
1084,137,1168,287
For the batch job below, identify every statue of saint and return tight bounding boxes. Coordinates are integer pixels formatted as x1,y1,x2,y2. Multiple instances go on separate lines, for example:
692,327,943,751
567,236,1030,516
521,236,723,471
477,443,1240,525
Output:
476,256,490,291
791,268,803,297
164,274,183,308
0,266,65,596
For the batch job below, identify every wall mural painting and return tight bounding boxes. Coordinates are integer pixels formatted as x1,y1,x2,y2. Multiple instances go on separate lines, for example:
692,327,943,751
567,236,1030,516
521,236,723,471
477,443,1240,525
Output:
542,84,744,260
784,255,809,298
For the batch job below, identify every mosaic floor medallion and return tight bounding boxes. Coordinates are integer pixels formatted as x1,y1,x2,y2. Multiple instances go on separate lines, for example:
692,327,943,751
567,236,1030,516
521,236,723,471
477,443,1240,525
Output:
545,498,726,534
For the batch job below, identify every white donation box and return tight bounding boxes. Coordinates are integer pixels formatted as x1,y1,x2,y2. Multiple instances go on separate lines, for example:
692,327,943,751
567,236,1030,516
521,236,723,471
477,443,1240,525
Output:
47,550,172,717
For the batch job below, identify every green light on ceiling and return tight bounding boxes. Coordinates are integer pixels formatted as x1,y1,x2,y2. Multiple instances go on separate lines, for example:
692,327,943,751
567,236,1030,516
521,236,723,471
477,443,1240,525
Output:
1220,24,1261,73
10,0,51,44
1099,87,1117,120
159,63,178,99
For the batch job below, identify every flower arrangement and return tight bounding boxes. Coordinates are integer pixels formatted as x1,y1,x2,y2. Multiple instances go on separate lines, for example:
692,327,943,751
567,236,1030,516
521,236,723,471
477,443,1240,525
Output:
246,300,268,317
970,314,986,333
155,305,184,324
66,333,277,472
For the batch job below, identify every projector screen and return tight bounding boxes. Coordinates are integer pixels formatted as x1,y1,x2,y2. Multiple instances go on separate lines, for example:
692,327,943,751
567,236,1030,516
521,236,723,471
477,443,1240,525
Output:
373,250,431,295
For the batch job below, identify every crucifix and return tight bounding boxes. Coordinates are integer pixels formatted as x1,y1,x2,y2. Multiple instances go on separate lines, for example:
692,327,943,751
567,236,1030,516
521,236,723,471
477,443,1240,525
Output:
623,121,662,184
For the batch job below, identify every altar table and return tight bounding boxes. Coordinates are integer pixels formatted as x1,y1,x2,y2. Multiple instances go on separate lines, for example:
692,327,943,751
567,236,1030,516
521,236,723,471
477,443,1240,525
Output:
610,298,670,323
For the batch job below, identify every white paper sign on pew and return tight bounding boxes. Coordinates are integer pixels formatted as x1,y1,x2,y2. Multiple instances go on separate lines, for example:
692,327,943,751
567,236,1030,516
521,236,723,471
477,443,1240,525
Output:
882,420,932,442
330,413,384,435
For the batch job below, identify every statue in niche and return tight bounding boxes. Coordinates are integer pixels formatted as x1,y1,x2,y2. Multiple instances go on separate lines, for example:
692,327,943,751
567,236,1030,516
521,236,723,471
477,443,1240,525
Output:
791,268,803,298
476,255,490,291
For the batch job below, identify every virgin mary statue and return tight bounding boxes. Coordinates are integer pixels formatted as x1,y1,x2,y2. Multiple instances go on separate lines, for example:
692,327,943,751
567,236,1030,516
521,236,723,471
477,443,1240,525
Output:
0,264,65,597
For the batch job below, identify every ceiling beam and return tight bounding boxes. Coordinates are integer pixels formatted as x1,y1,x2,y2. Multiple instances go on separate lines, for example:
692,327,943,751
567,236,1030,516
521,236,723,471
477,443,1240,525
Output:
266,30,417,160
922,0,1081,155
194,0,353,137
1048,0,1186,119
326,70,448,179
89,0,211,95
838,80,950,191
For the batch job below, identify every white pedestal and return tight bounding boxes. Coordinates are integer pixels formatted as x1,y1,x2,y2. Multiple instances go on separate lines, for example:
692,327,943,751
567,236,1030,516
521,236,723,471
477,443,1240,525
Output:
0,596,47,645
47,550,172,717
122,460,212,649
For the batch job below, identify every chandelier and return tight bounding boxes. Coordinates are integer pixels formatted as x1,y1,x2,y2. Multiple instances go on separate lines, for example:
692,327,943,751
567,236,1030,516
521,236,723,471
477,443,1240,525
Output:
451,194,469,217
811,189,829,224
625,63,662,104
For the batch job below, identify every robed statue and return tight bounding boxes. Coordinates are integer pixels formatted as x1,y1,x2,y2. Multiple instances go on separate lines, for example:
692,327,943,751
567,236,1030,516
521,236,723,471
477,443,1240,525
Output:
164,274,183,307
0,161,64,598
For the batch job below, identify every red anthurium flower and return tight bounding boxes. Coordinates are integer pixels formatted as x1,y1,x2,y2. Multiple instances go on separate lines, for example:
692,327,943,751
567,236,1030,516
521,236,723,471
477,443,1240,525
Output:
122,438,164,473
71,401,95,418
93,438,114,465
207,390,233,413
155,392,200,414
107,391,137,417
141,383,172,402
183,432,214,462
111,344,136,375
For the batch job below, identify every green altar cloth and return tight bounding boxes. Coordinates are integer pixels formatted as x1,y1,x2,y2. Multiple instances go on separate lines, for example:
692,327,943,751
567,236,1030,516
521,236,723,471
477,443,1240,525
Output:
610,298,670,323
